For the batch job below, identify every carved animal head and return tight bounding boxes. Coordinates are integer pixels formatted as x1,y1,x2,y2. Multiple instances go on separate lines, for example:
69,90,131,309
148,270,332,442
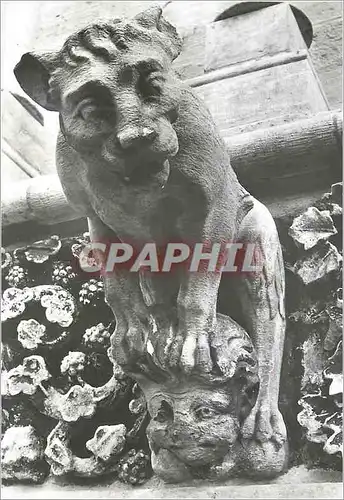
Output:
137,316,259,475
145,382,242,469
14,6,182,182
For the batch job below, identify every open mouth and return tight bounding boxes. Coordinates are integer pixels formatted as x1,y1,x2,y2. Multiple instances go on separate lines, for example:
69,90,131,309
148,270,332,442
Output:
124,158,171,187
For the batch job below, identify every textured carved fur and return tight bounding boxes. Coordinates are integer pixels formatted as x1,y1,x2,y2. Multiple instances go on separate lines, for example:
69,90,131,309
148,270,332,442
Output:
15,6,288,480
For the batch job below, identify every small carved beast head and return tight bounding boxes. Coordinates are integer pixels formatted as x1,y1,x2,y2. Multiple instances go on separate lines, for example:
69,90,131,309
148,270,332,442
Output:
14,6,183,181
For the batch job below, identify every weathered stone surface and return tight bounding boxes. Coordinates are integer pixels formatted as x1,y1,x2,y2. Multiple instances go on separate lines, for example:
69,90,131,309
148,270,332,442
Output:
1,192,343,486
1,91,56,175
2,426,49,483
164,1,343,30
196,59,328,136
44,422,126,477
301,333,328,388
167,1,342,109
2,109,341,230
204,4,305,72
295,1,343,23
173,25,206,80
287,193,343,464
308,17,343,109
1,467,343,499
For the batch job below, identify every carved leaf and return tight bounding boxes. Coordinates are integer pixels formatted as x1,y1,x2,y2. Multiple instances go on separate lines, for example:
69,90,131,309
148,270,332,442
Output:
323,426,343,455
1,247,12,271
45,424,73,476
24,235,62,264
293,242,342,285
324,308,342,351
330,182,343,206
40,287,76,327
86,424,126,462
59,385,96,422
60,351,85,377
71,232,90,258
315,183,343,217
324,341,343,396
1,297,26,322
297,397,329,444
323,412,343,455
17,319,46,350
289,207,337,250
1,287,33,321
6,356,50,396
83,323,111,350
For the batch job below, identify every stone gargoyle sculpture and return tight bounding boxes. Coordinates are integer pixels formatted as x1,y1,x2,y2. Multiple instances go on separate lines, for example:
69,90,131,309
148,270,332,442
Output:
14,5,288,482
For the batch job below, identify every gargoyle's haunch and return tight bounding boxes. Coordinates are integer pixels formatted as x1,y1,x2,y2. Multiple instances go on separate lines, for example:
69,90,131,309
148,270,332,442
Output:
15,5,288,481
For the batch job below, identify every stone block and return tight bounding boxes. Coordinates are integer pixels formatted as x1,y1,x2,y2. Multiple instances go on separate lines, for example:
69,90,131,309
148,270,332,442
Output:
205,4,306,72
195,59,328,137
309,17,343,109
173,26,206,79
291,1,343,25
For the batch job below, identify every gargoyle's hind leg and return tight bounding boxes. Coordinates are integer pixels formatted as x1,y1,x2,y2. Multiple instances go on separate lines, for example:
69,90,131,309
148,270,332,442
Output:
234,199,287,444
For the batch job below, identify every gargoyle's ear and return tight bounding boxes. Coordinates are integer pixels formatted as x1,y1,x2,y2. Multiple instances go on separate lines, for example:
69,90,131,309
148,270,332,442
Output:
14,51,60,111
134,6,182,60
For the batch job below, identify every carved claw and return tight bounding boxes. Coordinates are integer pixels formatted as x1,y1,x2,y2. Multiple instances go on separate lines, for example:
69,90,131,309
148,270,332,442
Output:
167,332,212,373
180,334,197,372
111,323,146,367
163,337,178,368
241,404,287,446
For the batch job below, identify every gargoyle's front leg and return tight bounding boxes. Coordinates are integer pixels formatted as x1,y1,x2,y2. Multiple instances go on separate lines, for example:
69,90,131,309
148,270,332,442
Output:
172,270,222,372
168,202,235,372
235,200,287,445
88,217,151,367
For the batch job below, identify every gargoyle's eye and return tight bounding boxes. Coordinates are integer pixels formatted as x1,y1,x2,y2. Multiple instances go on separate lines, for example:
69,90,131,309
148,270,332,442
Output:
195,406,219,420
139,72,165,100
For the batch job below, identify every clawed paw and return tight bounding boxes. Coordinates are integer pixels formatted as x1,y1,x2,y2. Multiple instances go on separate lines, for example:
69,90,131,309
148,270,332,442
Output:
241,404,287,446
180,335,197,372
165,332,212,373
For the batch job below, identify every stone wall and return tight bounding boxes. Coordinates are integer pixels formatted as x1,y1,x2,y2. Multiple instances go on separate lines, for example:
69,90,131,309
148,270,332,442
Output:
25,1,343,111
1,1,342,188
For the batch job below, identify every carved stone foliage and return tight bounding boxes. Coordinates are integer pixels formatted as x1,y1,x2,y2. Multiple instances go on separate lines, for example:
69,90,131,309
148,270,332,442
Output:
1,233,151,485
284,183,342,467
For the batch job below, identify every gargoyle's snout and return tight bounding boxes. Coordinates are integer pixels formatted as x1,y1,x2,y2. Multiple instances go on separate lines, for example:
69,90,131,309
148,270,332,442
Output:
116,126,157,151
